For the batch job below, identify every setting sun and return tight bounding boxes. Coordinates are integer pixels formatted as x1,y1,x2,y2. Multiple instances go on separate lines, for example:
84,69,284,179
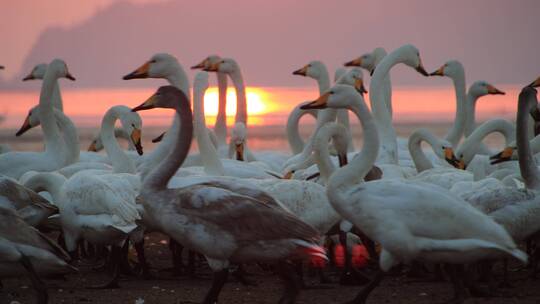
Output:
203,87,274,117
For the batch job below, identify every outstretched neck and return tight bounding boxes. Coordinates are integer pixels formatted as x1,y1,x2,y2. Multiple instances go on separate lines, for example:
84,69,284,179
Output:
464,92,480,137
52,81,64,112
408,129,439,172
101,107,136,174
230,69,247,126
445,71,467,146
39,72,64,155
215,72,228,145
144,97,193,191
193,84,225,176
517,88,540,190
328,99,379,192
316,68,330,94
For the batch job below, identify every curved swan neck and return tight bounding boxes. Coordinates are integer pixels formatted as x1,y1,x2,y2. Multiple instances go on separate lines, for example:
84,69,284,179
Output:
408,129,439,172
144,97,193,191
193,80,225,176
101,107,136,174
328,98,379,191
54,109,80,165
215,72,228,145
313,123,347,183
444,70,467,146
23,173,67,206
286,104,316,154
230,69,247,126
517,88,540,190
336,110,355,152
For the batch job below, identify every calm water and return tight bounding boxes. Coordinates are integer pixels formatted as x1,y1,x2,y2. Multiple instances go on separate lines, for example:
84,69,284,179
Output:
0,86,520,153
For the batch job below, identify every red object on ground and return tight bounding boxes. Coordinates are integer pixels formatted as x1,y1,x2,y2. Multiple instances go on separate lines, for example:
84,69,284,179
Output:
351,245,369,268
334,244,345,268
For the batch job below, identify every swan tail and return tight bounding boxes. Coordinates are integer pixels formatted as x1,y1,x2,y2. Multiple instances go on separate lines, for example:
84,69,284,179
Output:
417,238,528,264
110,215,138,234
111,198,141,224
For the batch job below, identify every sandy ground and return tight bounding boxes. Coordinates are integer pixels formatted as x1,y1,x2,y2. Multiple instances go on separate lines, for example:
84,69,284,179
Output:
1,233,539,304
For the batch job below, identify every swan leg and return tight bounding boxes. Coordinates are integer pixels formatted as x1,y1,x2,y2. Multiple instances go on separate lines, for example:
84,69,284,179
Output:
201,269,228,304
342,270,384,304
118,241,135,276
444,264,467,304
276,261,301,304
339,231,369,286
169,238,185,276
20,255,48,304
133,240,153,279
231,264,258,286
87,245,121,289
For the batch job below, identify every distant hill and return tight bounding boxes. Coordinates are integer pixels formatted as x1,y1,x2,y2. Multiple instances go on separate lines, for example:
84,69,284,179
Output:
1,0,539,90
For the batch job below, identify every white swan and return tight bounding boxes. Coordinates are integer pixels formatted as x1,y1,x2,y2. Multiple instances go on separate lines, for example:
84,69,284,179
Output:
300,83,526,303
132,85,325,304
0,205,75,304
191,55,228,146
0,59,75,179
286,102,318,154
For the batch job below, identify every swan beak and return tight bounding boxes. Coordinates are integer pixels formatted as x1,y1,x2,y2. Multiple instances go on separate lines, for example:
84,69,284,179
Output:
338,153,348,167
87,141,98,152
131,128,144,155
132,95,157,112
235,143,244,161
300,92,330,110
415,58,429,77
487,84,505,95
22,73,35,81
203,62,220,72
15,115,32,137
354,78,368,95
528,77,540,88
292,65,309,76
429,65,445,76
283,171,294,179
123,62,150,80
490,147,514,165
191,59,208,70
152,131,166,143
344,58,362,67
443,147,460,168
65,72,76,81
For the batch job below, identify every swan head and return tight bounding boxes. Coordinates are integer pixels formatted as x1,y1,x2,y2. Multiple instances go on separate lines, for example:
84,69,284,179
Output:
344,48,387,76
48,59,75,81
203,58,238,74
489,146,516,165
300,84,361,110
292,61,327,79
132,85,187,112
123,53,180,80
429,60,464,78
22,63,48,81
393,44,429,76
528,76,540,88
15,106,39,136
230,122,247,160
336,68,367,94
113,106,144,155
436,141,461,168
191,55,222,70
468,81,505,98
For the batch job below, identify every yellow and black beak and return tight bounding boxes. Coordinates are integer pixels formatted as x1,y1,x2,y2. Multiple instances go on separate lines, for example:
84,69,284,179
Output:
87,140,98,152
527,77,540,88
344,57,362,67
191,58,209,70
22,73,35,81
486,84,505,95
235,143,245,161
15,115,32,137
292,65,309,76
354,78,367,95
300,92,330,110
132,94,158,112
65,72,76,81
429,65,445,76
203,62,220,72
131,128,144,155
123,61,151,80
490,146,514,165
152,131,166,143
443,147,463,169
415,58,429,77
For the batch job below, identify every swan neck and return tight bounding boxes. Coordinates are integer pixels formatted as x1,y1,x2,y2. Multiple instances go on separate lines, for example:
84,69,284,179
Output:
39,72,64,155
408,129,437,172
328,100,379,191
145,97,193,190
193,83,225,175
54,110,80,165
445,73,467,146
101,108,135,173
24,173,66,206
316,69,330,94
287,105,315,154
464,92,479,137
516,89,540,190
215,72,228,145
52,81,63,112
230,70,247,125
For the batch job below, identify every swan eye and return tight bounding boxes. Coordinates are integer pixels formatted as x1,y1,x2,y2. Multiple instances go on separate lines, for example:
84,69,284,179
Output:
131,123,135,127
149,60,157,64
329,91,334,95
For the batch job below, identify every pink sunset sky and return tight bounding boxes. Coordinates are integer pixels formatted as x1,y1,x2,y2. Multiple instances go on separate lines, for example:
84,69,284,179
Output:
0,0,538,89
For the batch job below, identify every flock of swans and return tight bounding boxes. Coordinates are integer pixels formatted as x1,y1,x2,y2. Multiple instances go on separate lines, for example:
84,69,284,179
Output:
1,43,540,304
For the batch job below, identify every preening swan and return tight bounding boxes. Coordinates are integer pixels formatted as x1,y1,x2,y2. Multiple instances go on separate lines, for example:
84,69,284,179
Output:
301,84,526,303
132,85,325,304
